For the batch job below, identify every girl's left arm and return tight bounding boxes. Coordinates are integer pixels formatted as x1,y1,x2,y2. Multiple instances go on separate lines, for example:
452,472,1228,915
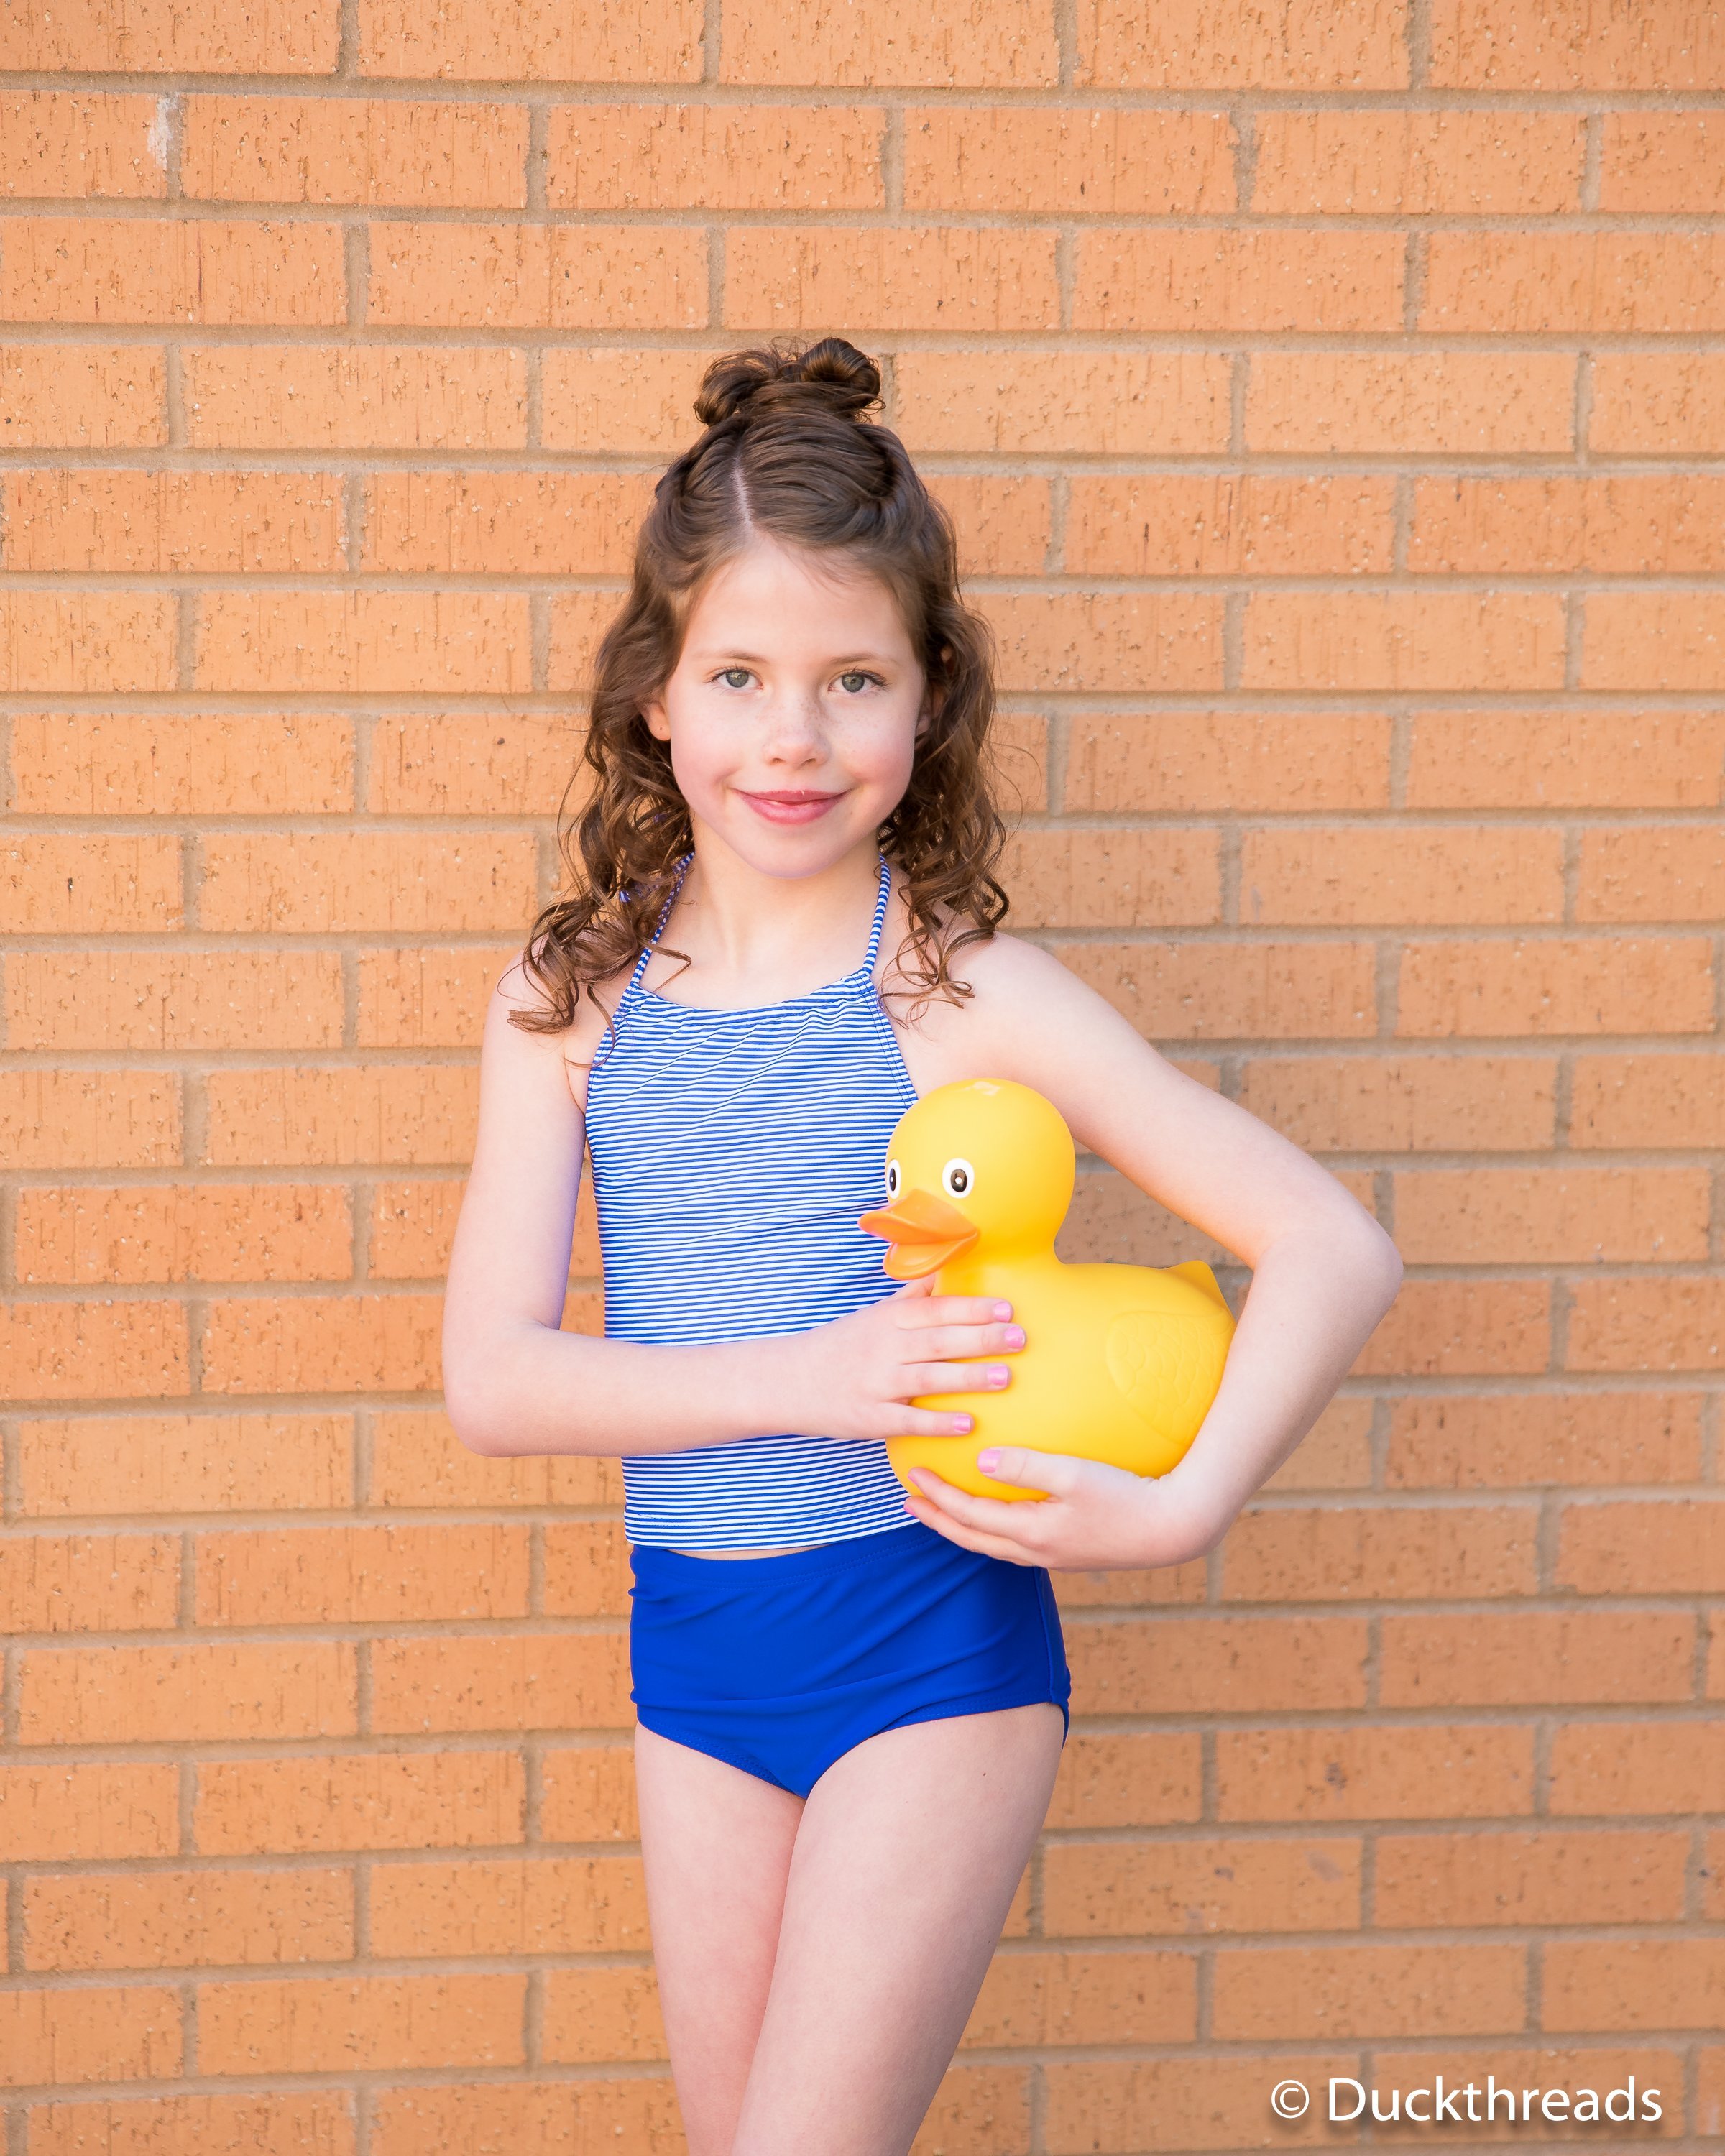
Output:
903,940,1404,1571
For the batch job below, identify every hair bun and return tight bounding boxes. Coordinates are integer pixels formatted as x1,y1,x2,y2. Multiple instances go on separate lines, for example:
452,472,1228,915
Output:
694,338,881,428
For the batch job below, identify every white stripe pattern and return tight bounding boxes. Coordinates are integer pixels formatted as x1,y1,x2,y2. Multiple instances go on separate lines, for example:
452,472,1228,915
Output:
585,855,920,1550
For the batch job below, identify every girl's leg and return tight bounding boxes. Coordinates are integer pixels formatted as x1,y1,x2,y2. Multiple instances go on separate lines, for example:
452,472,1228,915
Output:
730,1702,1066,2156
632,1725,805,2156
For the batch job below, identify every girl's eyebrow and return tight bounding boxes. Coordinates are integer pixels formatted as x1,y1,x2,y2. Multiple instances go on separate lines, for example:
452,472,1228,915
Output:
689,646,896,666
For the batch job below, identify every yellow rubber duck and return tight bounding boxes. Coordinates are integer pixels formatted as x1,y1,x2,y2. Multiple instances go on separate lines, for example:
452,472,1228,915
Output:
859,1079,1236,1503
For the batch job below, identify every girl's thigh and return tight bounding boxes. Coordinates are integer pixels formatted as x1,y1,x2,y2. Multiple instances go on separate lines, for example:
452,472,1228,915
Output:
632,1726,804,2156
732,1701,1066,2156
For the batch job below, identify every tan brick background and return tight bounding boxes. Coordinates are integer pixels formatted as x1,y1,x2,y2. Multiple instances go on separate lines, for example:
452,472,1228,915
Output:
1,2,1722,2149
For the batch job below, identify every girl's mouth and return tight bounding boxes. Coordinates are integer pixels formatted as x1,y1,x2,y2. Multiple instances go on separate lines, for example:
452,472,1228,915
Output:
737,788,848,825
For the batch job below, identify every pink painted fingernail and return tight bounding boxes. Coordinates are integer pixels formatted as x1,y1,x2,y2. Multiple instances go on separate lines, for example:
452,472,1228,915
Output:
1003,1325,1026,1348
993,1302,1012,1318
952,1415,974,1433
977,1450,1001,1472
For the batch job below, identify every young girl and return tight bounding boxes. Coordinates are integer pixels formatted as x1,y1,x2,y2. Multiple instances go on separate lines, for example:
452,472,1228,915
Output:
443,338,1402,2156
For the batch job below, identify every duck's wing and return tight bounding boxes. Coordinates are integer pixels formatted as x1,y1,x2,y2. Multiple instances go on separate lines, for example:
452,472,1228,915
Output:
1104,1307,1231,1438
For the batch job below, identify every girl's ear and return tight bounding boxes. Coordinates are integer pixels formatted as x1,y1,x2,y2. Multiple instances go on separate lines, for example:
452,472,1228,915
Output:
915,678,945,740
641,696,671,742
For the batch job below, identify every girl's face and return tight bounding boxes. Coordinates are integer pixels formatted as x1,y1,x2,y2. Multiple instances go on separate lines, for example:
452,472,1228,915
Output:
642,538,929,878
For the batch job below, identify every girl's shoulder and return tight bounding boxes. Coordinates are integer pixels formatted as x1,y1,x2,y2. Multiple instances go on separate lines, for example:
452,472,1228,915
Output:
486,942,634,1112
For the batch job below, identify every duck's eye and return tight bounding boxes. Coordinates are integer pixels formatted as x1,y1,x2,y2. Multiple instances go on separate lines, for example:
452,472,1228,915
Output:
885,1159,901,1199
941,1158,975,1199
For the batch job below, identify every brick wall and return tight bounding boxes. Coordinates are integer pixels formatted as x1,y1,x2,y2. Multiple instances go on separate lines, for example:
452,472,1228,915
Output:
1,2,1721,2150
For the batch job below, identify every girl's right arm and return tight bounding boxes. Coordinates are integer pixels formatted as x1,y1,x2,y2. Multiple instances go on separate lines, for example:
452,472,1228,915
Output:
440,969,1023,1459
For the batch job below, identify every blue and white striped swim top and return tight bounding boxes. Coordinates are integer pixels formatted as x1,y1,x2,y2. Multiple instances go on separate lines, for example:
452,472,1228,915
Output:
584,852,921,1551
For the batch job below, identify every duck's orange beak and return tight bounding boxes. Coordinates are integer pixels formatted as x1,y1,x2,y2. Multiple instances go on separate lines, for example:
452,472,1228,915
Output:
858,1188,980,1281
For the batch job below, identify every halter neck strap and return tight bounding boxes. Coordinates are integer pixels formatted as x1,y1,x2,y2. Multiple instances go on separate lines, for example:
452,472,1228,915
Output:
625,852,892,997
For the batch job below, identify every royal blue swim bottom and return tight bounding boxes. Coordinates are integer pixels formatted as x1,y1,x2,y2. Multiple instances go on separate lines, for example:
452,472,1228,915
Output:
627,1519,1071,1800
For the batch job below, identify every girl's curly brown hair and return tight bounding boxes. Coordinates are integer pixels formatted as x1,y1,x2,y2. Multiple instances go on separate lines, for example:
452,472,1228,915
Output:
512,336,1009,1033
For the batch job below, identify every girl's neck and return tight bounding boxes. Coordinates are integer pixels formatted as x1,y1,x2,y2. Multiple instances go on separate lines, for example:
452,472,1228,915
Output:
650,834,886,1008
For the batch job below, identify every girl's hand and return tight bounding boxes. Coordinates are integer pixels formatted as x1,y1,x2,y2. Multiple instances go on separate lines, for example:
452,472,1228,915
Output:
903,1448,1234,1572
776,1276,1026,1442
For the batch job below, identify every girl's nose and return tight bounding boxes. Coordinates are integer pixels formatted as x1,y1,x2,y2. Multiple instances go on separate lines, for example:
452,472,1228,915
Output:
758,694,827,762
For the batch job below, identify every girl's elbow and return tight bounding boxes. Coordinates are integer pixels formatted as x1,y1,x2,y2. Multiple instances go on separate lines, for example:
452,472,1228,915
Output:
441,1337,511,1455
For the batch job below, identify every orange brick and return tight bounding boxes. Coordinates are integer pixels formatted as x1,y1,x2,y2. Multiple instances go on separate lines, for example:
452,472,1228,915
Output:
194,1522,528,1626
1060,939,1376,1041
1407,709,1725,810
358,0,700,80
197,590,529,694
990,711,1051,816
367,1409,620,1509
8,951,343,1051
1067,1616,1367,1715
182,94,528,206
1591,351,1725,454
183,343,528,448
1264,1396,1375,1491
1544,1940,1725,2033
541,1966,666,2063
368,221,705,328
1577,825,1725,923
546,588,623,694
203,1067,477,1169
543,1521,631,1618
369,1852,647,1957
1353,1280,1549,1376
1218,1723,1533,1822
1379,1609,1695,1708
1386,1393,1703,1490
0,1299,189,1404
27,2094,356,2156
962,1950,1195,2049
369,2081,681,2156
364,470,650,575
1376,1829,1688,1927
727,226,1059,332
0,1988,181,2089
18,1184,351,1285
1568,1276,1725,1373
548,103,882,210
195,1750,524,1856
895,349,1229,453
0,342,165,444
369,1631,631,1734
1557,1498,1725,1595
200,831,535,934
1374,2043,1686,2128
903,478,1044,579
1067,475,1392,577
1431,1,1725,88
1550,1719,1725,1816
539,346,722,451
24,1866,354,1971
367,714,583,814
1254,109,1581,211
1066,712,1390,814
1214,1941,1524,2040
0,2,338,71
1003,829,1220,929
10,711,354,814
1075,229,1402,332
1043,2053,1358,2155
1,216,344,323
905,108,1233,213
1241,824,1561,927
1246,349,1575,454
1053,1560,1205,1611
1042,1836,1360,1938
0,1763,178,1860
1601,112,1725,211
1396,937,1714,1038
369,1180,464,1277
721,0,1057,84
196,1972,524,2074
1077,0,1407,86
0,91,166,198
1243,591,1565,692
980,593,1222,692
1572,1053,1725,1148
1426,232,1725,333
540,1745,640,1842
0,1070,180,1169
201,1292,443,1393
17,1411,354,1516
1239,1054,1554,1153
0,589,174,691
17,1641,356,1746
1393,1168,1711,1265
1222,1504,1535,1602
1412,476,1725,576
0,1531,179,1634
4,467,342,572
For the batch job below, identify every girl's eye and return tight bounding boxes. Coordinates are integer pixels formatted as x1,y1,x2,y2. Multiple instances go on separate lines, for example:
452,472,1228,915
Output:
718,667,753,689
836,670,875,694
941,1158,975,1199
885,1159,901,1199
